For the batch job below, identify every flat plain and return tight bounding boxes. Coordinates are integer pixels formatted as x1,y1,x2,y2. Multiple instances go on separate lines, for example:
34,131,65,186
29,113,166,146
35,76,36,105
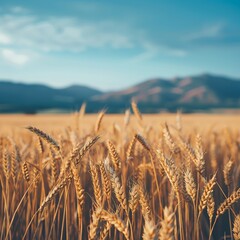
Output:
0,112,239,240
1,113,240,132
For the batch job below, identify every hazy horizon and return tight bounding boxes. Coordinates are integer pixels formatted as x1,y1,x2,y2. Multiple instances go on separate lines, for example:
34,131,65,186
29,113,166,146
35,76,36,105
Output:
1,72,240,91
0,1,240,90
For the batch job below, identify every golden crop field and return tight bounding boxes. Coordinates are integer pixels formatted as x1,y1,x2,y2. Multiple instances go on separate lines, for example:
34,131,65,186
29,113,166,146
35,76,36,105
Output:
0,107,240,240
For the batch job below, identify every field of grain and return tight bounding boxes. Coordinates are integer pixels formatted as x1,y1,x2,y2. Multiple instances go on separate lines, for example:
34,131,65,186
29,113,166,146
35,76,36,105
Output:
0,106,240,240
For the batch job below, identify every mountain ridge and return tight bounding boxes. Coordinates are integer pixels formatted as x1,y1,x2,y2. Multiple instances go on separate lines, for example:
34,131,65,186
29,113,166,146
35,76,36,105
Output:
0,73,240,113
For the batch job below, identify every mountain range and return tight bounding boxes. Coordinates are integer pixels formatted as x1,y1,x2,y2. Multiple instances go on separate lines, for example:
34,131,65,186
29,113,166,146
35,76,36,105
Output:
0,73,240,113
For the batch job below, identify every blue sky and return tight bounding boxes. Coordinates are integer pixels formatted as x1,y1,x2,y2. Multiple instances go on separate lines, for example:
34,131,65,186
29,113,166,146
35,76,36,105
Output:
0,1,240,90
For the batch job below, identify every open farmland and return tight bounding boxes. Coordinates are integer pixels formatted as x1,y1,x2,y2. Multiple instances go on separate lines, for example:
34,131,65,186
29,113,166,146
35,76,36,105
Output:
0,109,240,240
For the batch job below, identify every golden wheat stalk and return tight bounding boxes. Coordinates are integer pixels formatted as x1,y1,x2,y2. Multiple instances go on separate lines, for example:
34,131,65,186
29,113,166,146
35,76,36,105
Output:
37,137,45,153
33,167,40,188
198,173,217,216
223,160,234,187
179,139,198,167
138,185,152,221
142,219,156,240
124,108,131,127
131,100,142,122
233,214,240,240
179,170,192,203
79,102,86,118
74,135,100,166
135,134,151,151
39,174,72,212
26,126,60,152
3,149,11,180
163,123,180,154
59,138,91,178
11,149,17,182
137,163,154,184
71,164,84,210
107,140,121,171
50,148,58,184
159,206,175,240
99,221,111,240
59,135,100,180
129,184,139,214
184,169,196,203
14,144,21,162
95,110,105,133
89,207,102,240
126,135,137,160
216,188,240,216
157,151,179,193
90,160,103,206
207,192,215,224
21,161,30,182
100,210,129,240
195,134,205,175
105,163,127,211
99,161,111,201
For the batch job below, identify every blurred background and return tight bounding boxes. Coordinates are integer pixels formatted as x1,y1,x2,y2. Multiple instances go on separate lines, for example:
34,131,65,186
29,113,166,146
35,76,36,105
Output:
0,0,240,113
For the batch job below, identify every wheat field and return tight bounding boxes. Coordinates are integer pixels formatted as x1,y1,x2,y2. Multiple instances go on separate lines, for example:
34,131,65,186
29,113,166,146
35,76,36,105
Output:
0,105,240,240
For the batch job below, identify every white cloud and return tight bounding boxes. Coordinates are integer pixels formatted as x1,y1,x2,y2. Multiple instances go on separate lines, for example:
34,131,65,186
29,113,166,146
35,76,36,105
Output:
10,6,28,14
185,23,225,41
0,8,188,62
0,13,133,52
1,49,29,65
0,32,11,44
130,41,187,63
167,49,187,57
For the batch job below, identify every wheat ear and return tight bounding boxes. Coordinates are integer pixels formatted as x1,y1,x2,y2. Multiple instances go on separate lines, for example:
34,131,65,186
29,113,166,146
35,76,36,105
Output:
157,152,179,193
26,126,60,152
131,100,142,122
124,108,131,127
207,193,215,224
163,122,179,154
135,134,151,151
184,169,197,203
127,135,137,160
159,206,175,240
198,173,217,216
142,219,156,240
195,134,205,175
105,163,127,211
99,161,111,201
107,140,121,171
39,174,72,212
223,160,234,187
216,188,240,216
22,161,30,182
129,184,139,214
89,207,102,240
3,150,11,180
74,135,100,166
79,102,86,118
71,164,84,211
11,149,17,182
89,161,103,206
95,110,105,133
233,214,240,240
100,210,129,240
99,221,111,240
50,148,59,184
138,185,152,221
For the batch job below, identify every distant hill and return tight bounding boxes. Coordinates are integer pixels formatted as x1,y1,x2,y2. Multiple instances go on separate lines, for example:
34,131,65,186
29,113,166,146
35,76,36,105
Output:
0,74,240,113
91,74,240,112
0,81,101,113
